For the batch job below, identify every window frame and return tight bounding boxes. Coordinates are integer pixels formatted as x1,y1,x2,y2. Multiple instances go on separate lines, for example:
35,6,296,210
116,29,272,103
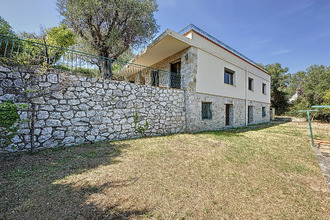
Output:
225,104,233,126
248,77,254,91
248,105,253,123
202,102,212,120
262,83,266,94
224,68,235,86
262,107,266,117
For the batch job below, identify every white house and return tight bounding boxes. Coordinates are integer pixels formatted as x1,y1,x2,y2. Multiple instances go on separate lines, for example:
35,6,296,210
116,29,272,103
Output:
124,24,271,132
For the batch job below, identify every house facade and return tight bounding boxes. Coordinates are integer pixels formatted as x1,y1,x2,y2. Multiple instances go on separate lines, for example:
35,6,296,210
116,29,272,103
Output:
128,24,271,132
0,25,270,153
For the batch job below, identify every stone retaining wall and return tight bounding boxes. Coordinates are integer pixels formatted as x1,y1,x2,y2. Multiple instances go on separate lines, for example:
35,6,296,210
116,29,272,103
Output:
0,67,186,153
0,63,271,154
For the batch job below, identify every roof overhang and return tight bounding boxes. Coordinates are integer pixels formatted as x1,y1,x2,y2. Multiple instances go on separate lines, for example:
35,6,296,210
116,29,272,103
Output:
131,29,194,67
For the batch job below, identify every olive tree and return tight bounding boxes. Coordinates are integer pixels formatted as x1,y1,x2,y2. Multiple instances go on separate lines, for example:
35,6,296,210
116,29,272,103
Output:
57,0,159,60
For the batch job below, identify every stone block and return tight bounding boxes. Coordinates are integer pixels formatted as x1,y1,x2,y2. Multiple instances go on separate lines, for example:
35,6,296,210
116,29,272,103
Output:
47,74,58,83
51,91,63,99
62,111,74,119
37,111,49,120
62,136,75,145
53,130,65,139
75,137,85,145
68,99,80,105
64,91,76,99
56,105,70,112
46,119,61,127
0,94,15,101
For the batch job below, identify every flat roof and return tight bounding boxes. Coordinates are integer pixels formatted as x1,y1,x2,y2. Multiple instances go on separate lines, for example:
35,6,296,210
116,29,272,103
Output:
179,24,269,75
130,24,269,75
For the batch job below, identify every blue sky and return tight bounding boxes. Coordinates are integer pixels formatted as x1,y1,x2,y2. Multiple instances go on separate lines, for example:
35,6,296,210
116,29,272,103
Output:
1,0,330,74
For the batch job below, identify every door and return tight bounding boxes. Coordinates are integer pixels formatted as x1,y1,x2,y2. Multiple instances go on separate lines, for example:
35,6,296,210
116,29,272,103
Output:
151,70,159,86
170,61,181,89
226,104,233,126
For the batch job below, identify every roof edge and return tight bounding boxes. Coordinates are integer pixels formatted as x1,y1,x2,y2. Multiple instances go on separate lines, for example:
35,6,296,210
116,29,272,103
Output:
179,24,269,75
130,29,194,64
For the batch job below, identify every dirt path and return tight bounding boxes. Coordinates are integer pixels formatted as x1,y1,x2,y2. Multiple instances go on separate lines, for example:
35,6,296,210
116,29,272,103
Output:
312,146,330,191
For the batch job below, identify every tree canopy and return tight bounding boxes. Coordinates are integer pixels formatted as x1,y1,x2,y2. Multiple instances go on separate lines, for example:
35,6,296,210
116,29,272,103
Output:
0,16,15,36
259,63,290,115
21,24,75,49
43,24,75,48
288,65,330,121
57,0,159,60
19,24,75,65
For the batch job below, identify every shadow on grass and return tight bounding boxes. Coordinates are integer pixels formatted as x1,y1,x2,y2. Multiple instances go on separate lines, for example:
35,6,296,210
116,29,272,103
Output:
0,141,149,219
0,121,292,219
200,120,290,138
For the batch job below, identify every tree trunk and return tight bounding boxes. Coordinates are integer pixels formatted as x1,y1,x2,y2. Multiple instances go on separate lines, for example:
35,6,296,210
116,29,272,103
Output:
98,51,113,79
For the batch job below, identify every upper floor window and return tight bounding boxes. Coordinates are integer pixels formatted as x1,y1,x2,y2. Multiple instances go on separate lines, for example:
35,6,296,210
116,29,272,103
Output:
248,77,254,91
224,68,235,85
262,83,266,94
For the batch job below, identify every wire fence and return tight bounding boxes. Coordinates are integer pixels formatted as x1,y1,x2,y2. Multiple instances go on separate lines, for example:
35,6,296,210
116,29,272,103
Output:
0,34,181,89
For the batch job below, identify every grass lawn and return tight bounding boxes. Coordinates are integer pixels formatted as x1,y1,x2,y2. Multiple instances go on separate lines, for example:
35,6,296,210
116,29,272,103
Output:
1,121,329,219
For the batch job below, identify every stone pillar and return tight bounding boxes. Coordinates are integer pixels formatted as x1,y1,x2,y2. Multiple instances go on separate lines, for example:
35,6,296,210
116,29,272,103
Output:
181,47,198,133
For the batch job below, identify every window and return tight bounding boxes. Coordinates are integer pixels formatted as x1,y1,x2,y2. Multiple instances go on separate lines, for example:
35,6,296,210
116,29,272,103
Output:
224,68,234,85
170,61,181,89
225,104,233,125
262,107,266,117
262,83,266,94
202,102,212,119
248,106,253,123
151,70,159,86
248,77,254,91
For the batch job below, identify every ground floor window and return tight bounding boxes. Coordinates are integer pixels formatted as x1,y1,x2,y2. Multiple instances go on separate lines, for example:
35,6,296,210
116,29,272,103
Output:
248,105,253,123
262,107,266,117
202,102,212,119
225,104,233,126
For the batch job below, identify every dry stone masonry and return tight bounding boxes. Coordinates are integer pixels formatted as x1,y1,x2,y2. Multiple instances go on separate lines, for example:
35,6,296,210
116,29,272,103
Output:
0,50,270,154
0,67,185,153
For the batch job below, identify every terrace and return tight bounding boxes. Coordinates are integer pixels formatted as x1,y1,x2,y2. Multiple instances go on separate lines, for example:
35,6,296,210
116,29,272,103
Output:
0,34,181,89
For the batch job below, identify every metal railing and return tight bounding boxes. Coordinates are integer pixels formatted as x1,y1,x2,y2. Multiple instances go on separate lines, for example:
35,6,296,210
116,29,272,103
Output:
0,34,181,89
